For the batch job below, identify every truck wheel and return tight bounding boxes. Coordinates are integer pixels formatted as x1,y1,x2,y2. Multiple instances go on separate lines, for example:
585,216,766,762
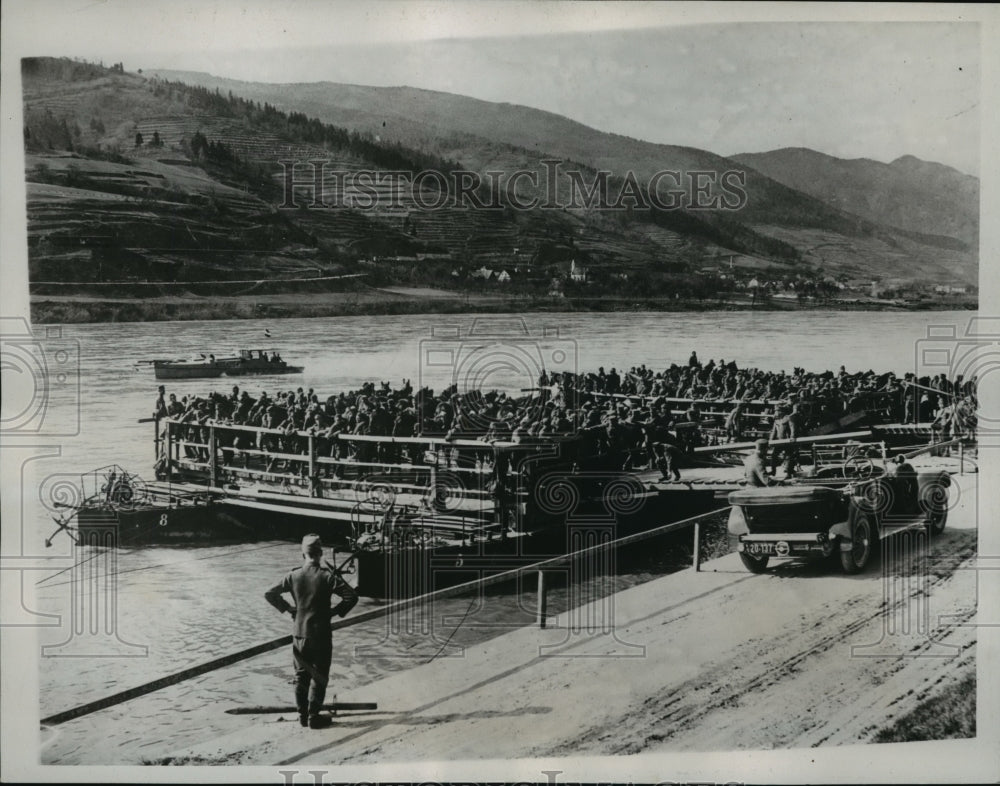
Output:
927,506,948,536
840,515,874,574
922,484,949,536
740,552,770,573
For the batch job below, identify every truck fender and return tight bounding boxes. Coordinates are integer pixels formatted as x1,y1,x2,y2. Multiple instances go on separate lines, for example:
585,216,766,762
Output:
917,471,951,517
830,504,864,551
727,505,748,536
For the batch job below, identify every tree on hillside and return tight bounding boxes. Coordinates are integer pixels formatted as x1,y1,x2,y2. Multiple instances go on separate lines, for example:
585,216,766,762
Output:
134,131,144,147
152,130,162,147
187,130,208,159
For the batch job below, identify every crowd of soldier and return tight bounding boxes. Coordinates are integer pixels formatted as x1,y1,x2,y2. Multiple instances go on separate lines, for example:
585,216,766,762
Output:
150,352,977,488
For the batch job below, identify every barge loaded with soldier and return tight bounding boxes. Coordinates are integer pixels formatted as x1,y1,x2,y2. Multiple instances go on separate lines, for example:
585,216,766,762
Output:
52,353,978,598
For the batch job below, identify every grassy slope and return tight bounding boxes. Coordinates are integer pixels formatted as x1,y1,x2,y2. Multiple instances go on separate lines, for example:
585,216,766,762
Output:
873,671,976,743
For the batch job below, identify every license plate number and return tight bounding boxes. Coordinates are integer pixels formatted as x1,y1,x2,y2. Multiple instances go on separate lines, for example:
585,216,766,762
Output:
745,542,775,556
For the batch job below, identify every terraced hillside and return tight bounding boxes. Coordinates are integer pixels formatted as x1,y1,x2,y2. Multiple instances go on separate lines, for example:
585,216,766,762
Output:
20,60,748,303
148,70,979,288
21,58,979,318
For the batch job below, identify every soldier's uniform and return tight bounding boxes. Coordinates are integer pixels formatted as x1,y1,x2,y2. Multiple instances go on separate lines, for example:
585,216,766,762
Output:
265,535,358,728
744,441,772,487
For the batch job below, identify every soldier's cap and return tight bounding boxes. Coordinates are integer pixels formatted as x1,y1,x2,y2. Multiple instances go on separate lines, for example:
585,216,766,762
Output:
301,533,323,551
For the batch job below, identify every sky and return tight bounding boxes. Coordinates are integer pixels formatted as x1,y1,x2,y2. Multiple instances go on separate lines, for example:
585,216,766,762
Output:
1,2,987,175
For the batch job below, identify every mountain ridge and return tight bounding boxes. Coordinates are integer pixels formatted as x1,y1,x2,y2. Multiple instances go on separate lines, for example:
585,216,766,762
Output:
732,147,978,248
20,58,979,305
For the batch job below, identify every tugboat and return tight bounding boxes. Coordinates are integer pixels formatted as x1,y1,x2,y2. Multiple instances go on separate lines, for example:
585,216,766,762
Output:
148,349,303,380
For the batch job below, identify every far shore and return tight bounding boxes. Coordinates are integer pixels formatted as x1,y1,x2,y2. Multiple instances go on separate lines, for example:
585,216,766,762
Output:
29,290,977,324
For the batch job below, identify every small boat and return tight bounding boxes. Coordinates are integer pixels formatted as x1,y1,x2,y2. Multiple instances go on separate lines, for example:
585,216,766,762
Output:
148,349,304,380
46,465,249,547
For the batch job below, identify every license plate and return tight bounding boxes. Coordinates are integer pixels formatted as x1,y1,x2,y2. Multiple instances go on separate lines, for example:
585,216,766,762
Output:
745,542,776,556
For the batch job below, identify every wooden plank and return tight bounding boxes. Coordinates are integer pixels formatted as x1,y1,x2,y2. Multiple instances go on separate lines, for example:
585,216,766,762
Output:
590,391,789,406
225,703,377,715
161,417,557,449
693,429,873,454
221,498,358,520
223,492,493,522
222,498,497,530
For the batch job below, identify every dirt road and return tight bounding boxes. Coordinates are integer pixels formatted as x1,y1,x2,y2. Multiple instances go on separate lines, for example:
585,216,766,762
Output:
164,473,979,767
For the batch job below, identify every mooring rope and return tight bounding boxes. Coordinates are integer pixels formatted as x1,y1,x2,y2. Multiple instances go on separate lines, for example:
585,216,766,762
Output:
422,593,479,665
40,635,292,726
35,541,290,588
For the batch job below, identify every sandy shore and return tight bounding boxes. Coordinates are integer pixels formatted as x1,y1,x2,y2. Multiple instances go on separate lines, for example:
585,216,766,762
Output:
30,290,974,324
135,470,982,767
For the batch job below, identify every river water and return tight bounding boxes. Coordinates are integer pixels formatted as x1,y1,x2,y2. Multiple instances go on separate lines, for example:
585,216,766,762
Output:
19,309,972,763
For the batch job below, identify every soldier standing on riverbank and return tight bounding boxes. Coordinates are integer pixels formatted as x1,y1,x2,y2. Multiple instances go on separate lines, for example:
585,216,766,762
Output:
265,535,358,729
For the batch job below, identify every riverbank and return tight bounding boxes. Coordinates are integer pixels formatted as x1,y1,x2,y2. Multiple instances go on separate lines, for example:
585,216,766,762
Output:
29,290,976,324
38,468,979,771
155,471,979,769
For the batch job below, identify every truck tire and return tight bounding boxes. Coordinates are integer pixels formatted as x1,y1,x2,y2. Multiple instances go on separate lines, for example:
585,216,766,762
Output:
740,551,770,573
840,515,875,574
922,483,949,536
927,506,948,536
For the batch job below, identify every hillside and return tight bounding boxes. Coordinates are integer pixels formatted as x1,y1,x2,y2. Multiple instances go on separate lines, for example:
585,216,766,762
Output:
146,70,979,287
146,72,884,233
21,59,755,294
732,147,979,248
20,58,979,323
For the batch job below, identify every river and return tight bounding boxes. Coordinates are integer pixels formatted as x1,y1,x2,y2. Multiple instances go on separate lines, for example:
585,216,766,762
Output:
17,309,973,763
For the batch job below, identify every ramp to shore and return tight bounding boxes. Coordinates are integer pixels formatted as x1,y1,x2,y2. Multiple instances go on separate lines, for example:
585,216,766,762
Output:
156,473,979,767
